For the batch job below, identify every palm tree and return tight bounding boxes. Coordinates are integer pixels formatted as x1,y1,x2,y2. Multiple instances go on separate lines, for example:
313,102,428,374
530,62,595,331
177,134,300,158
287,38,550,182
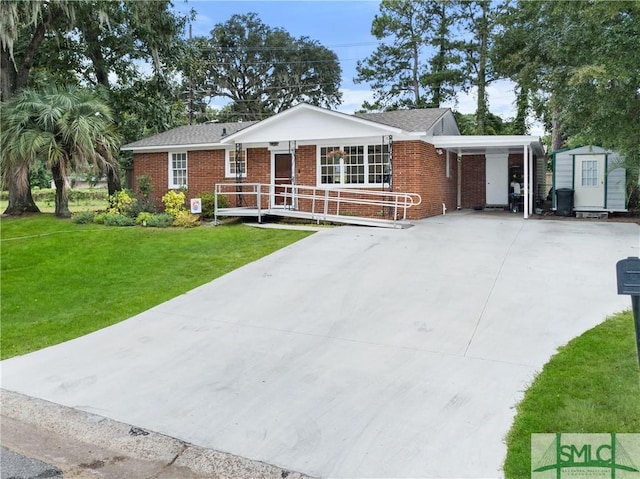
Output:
1,85,120,217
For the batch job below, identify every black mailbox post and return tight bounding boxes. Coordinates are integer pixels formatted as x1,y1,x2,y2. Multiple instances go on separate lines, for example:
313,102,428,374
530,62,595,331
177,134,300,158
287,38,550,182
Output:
616,257,640,367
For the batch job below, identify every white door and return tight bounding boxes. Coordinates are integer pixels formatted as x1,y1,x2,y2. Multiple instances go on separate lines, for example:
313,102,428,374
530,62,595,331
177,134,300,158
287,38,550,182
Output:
485,152,508,205
574,154,605,208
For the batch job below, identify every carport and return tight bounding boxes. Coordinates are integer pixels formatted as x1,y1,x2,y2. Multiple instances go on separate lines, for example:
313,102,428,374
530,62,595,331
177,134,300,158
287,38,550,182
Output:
432,136,546,218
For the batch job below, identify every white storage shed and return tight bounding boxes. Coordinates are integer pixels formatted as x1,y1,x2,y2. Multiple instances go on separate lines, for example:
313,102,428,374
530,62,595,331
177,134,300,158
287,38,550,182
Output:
552,146,627,213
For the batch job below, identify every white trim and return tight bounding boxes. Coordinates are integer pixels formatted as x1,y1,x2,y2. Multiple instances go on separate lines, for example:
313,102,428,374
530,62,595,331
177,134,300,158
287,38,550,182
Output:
225,149,247,178
430,135,545,157
221,103,405,145
168,151,188,189
124,143,225,153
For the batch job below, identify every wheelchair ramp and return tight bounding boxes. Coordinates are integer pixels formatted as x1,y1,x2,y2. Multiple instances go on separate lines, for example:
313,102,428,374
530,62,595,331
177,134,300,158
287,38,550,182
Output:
214,183,421,229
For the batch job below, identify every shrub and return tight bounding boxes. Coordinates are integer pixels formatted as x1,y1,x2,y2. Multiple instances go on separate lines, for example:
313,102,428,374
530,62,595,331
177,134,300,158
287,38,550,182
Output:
108,190,137,216
162,190,186,217
72,211,96,224
137,175,154,199
135,211,154,226
93,212,108,224
172,211,200,228
103,213,136,227
200,192,229,219
145,213,174,228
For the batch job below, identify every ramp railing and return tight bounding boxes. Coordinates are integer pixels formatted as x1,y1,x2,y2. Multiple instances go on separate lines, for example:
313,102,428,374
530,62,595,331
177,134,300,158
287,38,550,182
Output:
214,183,421,228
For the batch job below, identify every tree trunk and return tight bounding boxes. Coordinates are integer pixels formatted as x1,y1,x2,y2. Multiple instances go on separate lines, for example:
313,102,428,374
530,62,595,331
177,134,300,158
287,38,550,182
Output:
2,163,40,215
475,1,490,135
551,104,563,152
107,168,121,196
52,163,71,218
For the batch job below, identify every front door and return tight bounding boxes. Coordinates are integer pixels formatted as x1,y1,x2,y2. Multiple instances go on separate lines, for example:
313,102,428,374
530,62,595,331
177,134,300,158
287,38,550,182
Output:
485,152,508,205
273,153,292,206
574,154,605,209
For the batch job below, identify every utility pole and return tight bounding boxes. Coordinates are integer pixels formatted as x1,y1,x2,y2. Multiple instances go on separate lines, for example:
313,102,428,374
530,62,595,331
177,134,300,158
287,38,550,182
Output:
189,24,193,125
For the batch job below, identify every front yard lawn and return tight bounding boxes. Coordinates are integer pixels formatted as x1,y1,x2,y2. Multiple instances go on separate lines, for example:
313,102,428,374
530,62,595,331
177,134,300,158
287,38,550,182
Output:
503,310,640,477
1,215,312,359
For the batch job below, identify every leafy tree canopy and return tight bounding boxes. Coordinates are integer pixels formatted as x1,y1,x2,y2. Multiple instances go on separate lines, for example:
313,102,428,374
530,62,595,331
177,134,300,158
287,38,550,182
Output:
184,13,342,121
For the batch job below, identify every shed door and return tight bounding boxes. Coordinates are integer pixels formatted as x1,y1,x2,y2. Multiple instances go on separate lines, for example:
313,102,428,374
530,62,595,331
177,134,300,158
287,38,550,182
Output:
574,154,605,209
485,152,508,205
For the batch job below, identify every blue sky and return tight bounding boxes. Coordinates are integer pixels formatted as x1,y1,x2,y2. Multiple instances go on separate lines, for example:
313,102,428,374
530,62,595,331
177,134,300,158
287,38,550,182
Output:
172,0,539,133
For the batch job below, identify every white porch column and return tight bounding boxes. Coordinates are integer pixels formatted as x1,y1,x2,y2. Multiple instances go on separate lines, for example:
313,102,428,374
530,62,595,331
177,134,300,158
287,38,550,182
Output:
528,145,534,216
523,144,529,219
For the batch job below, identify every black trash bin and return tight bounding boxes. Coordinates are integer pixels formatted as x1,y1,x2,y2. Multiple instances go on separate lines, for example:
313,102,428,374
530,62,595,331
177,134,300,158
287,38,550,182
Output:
556,188,574,216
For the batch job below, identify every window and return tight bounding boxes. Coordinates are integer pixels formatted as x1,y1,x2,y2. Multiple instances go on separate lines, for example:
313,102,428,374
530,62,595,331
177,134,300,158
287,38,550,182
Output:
319,143,390,186
368,145,390,184
169,152,187,188
581,160,598,187
226,149,247,178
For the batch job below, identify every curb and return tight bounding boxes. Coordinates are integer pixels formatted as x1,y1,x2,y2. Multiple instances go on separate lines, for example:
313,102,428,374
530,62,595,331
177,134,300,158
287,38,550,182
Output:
1,389,315,479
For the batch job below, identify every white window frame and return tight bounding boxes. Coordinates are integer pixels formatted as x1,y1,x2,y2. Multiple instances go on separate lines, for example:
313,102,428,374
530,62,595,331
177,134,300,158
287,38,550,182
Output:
317,143,390,188
581,160,598,187
168,151,187,189
225,149,247,178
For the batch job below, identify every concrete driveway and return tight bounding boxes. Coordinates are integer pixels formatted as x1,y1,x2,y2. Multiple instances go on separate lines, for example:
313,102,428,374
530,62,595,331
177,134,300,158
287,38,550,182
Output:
1,213,638,478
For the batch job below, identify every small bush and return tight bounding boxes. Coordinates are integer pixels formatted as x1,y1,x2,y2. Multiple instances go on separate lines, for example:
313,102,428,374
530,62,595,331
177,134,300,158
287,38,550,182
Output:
162,190,186,217
172,211,200,228
103,213,136,227
136,212,154,226
72,211,96,224
93,212,108,224
200,192,229,219
108,190,137,216
145,213,174,228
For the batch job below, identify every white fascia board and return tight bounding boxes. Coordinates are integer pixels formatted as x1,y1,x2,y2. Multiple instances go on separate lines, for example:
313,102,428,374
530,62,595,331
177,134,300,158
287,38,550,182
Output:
221,103,405,145
122,143,226,153
429,135,545,156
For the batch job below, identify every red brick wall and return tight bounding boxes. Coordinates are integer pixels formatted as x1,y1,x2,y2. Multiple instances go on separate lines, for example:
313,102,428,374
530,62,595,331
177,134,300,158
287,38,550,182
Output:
133,140,460,220
460,154,486,209
392,141,458,219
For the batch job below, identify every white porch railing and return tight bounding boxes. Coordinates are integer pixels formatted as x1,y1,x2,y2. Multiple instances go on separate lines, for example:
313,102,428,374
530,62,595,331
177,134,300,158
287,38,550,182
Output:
214,183,422,228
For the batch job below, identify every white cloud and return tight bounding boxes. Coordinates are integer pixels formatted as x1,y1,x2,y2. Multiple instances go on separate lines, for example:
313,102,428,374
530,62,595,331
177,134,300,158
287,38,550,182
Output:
337,88,375,113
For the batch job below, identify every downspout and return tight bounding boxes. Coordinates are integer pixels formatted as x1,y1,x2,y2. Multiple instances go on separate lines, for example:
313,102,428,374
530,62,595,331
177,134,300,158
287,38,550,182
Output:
457,153,462,209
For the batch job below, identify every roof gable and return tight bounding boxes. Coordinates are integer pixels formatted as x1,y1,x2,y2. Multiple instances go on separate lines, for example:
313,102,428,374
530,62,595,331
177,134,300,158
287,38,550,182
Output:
221,103,405,144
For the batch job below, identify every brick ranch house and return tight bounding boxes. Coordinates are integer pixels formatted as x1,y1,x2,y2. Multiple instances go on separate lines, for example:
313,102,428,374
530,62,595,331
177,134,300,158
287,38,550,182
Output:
122,103,546,220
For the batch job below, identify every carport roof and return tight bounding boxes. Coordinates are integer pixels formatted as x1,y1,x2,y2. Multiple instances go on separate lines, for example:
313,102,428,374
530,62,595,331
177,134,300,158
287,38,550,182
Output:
430,135,546,156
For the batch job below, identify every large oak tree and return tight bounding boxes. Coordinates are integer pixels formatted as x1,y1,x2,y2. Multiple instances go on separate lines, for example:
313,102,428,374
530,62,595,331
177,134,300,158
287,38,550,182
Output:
186,13,342,121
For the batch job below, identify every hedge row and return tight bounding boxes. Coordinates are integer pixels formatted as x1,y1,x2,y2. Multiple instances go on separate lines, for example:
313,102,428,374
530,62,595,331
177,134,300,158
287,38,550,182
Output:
0,188,109,202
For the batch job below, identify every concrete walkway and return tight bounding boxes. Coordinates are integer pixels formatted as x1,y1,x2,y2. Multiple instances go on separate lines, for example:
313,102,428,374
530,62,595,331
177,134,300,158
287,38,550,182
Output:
1,213,638,478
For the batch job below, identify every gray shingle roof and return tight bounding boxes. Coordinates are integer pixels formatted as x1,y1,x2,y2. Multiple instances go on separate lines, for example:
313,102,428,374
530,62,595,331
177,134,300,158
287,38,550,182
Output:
122,107,450,149
122,121,258,149
355,108,450,133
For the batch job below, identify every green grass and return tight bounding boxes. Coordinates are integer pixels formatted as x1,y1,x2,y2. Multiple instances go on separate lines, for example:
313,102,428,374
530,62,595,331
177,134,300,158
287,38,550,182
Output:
0,215,312,359
503,311,640,478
